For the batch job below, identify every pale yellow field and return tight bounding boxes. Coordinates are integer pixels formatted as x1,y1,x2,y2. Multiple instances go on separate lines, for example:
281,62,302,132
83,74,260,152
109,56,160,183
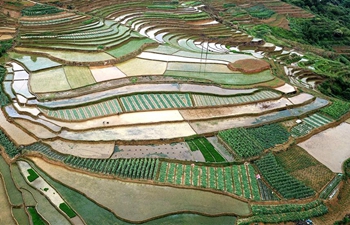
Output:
43,139,114,158
0,35,14,40
14,119,57,139
116,58,167,76
30,67,71,93
90,65,126,82
64,66,96,89
31,157,251,222
0,110,36,145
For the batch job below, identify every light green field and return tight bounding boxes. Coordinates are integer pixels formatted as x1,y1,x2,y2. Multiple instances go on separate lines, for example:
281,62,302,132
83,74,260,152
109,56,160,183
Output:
30,67,71,93
107,38,156,58
9,52,61,72
167,62,234,73
0,178,16,225
64,66,96,89
16,47,115,63
164,70,275,85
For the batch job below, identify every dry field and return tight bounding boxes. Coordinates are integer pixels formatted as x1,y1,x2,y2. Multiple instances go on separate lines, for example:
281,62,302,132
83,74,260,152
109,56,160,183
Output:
14,119,57,139
59,122,196,141
0,110,36,145
299,123,350,173
111,143,205,161
30,157,251,222
44,139,114,158
228,59,270,74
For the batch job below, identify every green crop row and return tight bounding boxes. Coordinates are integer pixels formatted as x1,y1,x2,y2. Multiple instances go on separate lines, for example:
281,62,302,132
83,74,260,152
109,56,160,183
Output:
252,200,323,215
185,138,225,162
0,129,21,158
64,156,159,180
218,124,289,159
320,174,343,199
238,203,328,225
22,4,63,16
320,99,350,119
255,153,315,199
156,162,261,200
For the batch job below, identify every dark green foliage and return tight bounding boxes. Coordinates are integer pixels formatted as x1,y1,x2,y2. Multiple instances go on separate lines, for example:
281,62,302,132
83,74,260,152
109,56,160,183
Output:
319,77,350,101
186,138,225,162
218,124,289,159
59,203,76,218
320,99,350,119
64,156,159,180
0,40,13,58
27,169,39,182
239,200,328,224
27,207,46,225
0,129,20,158
0,66,10,106
246,4,275,19
24,142,66,161
255,153,315,199
21,4,63,16
334,214,350,225
344,158,350,179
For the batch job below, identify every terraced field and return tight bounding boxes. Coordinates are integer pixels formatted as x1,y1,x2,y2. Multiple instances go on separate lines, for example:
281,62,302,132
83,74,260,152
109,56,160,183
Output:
0,0,348,224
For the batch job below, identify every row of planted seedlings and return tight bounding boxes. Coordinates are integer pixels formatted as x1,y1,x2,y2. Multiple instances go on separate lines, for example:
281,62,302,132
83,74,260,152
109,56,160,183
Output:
38,89,283,121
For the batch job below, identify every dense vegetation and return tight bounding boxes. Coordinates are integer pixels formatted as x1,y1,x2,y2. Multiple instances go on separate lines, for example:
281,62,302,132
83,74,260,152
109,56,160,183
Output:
344,158,350,179
320,99,350,119
238,200,328,224
255,153,315,199
186,137,225,162
0,40,13,58
0,129,20,158
246,4,275,19
0,66,10,106
27,207,46,225
21,4,63,16
27,168,39,182
218,124,289,159
64,156,159,180
59,203,76,218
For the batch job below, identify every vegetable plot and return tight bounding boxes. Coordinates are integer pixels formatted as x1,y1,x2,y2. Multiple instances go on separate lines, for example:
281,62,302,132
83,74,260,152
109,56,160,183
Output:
255,153,315,199
218,124,289,158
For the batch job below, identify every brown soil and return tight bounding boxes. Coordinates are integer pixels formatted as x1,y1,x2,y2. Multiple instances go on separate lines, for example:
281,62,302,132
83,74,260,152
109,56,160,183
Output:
228,59,270,74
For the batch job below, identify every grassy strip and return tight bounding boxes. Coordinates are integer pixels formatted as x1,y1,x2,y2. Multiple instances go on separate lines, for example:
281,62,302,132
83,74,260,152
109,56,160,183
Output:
27,207,46,225
12,207,30,225
164,70,274,85
0,156,23,206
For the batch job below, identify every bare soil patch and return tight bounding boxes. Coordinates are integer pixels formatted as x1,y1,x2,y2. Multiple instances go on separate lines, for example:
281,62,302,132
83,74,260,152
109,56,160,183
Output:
299,123,350,173
112,143,205,161
228,59,270,74
44,139,114,158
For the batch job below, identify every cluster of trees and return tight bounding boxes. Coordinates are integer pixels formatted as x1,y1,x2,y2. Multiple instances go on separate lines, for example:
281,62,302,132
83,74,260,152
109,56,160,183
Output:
0,40,12,58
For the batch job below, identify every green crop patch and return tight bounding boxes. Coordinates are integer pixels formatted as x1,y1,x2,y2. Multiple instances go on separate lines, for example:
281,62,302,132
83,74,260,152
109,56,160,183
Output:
185,137,225,162
28,207,46,225
59,203,76,218
27,169,39,182
218,123,290,159
320,99,350,120
255,153,315,199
